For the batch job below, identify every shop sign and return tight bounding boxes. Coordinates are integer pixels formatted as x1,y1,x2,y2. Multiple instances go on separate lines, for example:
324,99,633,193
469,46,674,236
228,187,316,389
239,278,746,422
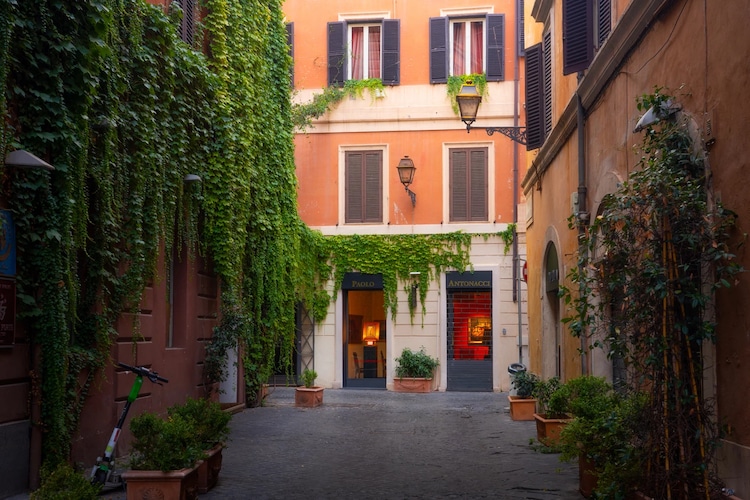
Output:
342,272,383,290
446,271,492,290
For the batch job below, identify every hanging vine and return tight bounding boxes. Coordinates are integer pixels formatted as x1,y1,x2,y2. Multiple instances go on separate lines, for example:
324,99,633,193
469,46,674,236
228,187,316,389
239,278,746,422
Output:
560,89,742,497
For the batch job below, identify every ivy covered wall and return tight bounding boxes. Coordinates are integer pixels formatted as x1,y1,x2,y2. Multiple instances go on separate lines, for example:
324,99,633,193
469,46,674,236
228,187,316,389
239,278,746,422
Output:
1,0,298,472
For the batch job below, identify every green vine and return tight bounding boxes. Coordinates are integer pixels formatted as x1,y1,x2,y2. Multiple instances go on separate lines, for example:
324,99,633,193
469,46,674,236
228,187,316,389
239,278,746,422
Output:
2,0,298,470
292,78,384,132
560,90,742,496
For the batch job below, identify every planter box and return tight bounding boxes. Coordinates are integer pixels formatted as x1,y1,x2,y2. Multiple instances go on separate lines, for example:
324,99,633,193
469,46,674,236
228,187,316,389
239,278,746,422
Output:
533,413,572,446
508,395,537,421
393,377,433,393
197,445,223,493
579,454,598,498
121,464,199,500
295,386,324,407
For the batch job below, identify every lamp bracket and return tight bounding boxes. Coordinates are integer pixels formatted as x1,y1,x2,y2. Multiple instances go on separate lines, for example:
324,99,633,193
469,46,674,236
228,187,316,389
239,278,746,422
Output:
405,187,416,207
483,127,528,146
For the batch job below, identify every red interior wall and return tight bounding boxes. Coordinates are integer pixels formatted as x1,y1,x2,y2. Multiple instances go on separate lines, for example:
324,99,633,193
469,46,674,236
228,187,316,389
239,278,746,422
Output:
450,291,491,360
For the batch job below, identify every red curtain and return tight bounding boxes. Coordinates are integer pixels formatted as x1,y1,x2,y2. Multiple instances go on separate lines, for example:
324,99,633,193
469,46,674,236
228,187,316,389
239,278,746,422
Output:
452,22,465,75
470,22,483,74
368,26,381,79
351,27,363,80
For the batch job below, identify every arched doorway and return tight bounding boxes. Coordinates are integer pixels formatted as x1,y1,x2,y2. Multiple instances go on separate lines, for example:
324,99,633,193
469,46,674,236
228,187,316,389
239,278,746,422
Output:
542,242,561,379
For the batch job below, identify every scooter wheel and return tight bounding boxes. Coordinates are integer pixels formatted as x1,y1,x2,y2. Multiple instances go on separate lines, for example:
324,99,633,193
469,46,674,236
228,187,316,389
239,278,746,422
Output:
92,467,108,486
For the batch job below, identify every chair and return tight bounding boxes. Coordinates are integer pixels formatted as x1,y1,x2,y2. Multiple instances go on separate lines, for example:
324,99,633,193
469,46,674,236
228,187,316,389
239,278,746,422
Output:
380,351,386,378
352,352,364,378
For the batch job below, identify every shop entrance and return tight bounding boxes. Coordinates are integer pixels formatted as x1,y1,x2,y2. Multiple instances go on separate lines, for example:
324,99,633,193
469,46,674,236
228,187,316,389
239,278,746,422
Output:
446,271,493,392
342,273,386,389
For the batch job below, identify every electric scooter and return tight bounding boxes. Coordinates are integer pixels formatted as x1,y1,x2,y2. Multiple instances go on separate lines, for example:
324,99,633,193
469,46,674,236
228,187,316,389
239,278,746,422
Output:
90,362,168,487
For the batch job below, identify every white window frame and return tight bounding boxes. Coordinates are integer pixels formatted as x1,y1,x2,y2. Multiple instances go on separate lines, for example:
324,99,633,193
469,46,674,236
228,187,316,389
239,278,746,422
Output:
448,17,486,76
347,23,382,80
339,144,390,226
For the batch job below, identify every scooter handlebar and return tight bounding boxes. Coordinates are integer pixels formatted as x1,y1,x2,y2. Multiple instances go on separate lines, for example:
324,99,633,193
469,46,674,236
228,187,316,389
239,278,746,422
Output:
117,362,169,383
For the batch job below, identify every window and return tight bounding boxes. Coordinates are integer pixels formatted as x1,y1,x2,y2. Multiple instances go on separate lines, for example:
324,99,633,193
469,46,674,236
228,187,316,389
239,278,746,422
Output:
328,20,400,86
286,22,294,88
350,24,381,80
562,0,612,75
525,42,543,150
176,0,196,45
449,148,488,222
525,29,552,150
450,19,484,76
430,14,505,83
345,151,383,223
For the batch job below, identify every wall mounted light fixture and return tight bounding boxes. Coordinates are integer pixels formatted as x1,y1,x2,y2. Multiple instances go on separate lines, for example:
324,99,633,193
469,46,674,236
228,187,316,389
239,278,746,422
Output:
455,82,528,145
4,150,55,171
396,156,416,207
409,271,420,309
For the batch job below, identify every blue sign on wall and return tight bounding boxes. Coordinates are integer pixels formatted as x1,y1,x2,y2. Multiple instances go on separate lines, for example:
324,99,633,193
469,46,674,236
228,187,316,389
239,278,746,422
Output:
0,210,16,277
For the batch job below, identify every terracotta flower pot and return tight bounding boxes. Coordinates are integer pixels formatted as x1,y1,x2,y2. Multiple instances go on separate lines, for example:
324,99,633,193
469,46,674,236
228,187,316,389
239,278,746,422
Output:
121,463,199,500
197,444,223,493
393,377,433,393
295,386,324,407
579,453,598,498
533,413,572,446
508,395,537,421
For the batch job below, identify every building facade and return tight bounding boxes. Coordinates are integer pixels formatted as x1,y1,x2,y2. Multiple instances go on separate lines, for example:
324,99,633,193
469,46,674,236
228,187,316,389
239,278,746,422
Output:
522,0,749,496
284,0,529,392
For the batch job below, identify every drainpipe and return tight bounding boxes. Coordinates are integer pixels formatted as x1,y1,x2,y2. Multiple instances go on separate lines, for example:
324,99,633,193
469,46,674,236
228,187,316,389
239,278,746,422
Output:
513,0,523,365
576,91,589,376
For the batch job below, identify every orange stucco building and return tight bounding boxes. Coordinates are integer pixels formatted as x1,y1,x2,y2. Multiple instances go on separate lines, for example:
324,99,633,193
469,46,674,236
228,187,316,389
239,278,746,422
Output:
285,0,529,392
522,0,750,495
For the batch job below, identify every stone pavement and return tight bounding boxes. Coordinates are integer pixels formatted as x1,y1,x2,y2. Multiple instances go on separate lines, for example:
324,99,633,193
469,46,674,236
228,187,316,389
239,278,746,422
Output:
201,387,580,499
14,387,582,499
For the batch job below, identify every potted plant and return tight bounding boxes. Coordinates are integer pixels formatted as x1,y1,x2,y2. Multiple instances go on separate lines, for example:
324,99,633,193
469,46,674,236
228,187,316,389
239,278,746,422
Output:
121,411,204,500
508,369,539,421
558,386,648,498
167,398,232,493
532,376,571,446
393,346,439,393
295,368,324,407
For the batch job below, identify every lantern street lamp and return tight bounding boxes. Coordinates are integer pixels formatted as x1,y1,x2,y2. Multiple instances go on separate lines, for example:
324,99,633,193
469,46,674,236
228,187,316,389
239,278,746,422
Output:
396,156,416,207
455,82,528,146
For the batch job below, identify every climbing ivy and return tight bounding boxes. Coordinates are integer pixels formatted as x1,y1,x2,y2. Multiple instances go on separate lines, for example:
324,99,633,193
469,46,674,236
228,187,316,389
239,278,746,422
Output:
1,0,295,471
560,90,742,497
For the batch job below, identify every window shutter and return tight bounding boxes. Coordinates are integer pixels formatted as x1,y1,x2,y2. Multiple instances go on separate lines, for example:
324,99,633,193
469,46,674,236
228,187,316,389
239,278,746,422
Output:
364,152,383,222
469,150,488,221
524,43,544,150
382,19,400,85
345,153,363,223
597,0,611,48
486,14,505,81
429,17,448,84
562,0,593,75
178,0,196,44
286,23,294,88
328,21,347,86
345,151,382,223
450,151,468,221
543,31,552,138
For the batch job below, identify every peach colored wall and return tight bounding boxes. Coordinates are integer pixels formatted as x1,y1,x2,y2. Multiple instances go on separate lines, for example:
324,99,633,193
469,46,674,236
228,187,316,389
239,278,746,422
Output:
523,0,750,461
285,0,521,89
295,129,518,227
